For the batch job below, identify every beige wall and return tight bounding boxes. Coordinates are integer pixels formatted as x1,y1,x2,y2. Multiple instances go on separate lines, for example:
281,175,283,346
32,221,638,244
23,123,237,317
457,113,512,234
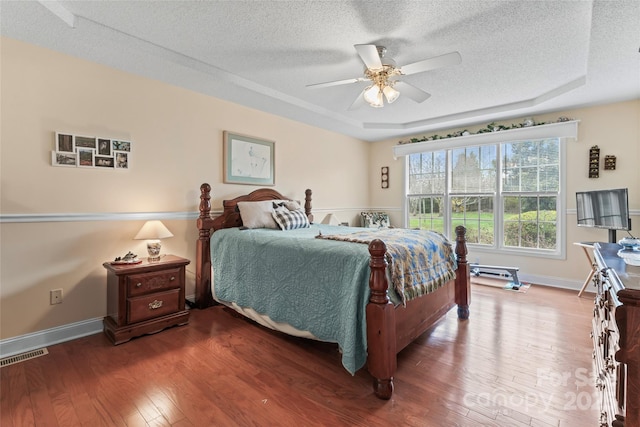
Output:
2,36,638,343
0,37,369,340
370,100,640,287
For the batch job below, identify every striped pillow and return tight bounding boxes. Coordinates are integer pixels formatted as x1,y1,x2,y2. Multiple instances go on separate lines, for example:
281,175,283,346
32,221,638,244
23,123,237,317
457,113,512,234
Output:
272,203,310,230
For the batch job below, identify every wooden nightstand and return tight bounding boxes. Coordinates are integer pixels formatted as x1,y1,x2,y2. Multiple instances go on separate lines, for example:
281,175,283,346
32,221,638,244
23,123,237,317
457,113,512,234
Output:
103,255,190,345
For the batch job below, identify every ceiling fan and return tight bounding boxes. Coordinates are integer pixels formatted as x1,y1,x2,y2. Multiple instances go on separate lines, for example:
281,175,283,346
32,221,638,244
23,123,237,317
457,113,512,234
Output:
306,44,461,109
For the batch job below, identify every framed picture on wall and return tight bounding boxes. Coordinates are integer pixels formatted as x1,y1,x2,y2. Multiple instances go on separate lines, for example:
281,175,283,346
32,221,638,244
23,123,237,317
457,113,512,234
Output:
52,151,77,167
115,152,129,169
51,131,132,170
112,140,131,151
223,131,275,186
98,138,111,156
75,136,97,149
77,148,95,168
95,156,115,168
56,133,74,152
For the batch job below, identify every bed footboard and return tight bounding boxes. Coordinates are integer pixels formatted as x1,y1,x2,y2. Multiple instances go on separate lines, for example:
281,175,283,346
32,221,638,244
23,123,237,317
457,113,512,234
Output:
366,239,396,399
365,225,469,400
454,225,470,319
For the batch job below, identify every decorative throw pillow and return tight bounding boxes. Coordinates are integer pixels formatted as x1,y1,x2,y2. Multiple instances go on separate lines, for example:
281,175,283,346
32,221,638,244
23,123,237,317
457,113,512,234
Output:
361,211,391,228
282,200,301,211
237,200,284,229
272,203,310,230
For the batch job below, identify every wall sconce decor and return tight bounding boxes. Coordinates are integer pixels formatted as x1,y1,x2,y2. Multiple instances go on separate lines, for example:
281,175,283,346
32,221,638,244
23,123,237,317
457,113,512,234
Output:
604,155,616,170
381,166,389,188
588,145,600,178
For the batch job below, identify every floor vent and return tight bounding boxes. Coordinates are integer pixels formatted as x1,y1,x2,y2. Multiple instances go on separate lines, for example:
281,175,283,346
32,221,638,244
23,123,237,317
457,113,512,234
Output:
0,348,49,368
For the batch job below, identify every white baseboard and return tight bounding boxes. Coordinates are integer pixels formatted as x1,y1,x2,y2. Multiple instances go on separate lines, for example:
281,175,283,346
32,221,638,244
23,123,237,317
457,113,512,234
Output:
0,317,103,359
1,295,199,359
519,273,589,292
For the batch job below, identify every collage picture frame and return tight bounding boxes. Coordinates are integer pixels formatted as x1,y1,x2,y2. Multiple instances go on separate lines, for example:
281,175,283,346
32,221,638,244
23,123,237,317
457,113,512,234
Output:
52,132,131,169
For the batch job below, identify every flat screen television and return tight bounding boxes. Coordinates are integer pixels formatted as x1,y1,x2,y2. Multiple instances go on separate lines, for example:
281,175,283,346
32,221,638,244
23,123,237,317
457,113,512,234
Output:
576,188,631,243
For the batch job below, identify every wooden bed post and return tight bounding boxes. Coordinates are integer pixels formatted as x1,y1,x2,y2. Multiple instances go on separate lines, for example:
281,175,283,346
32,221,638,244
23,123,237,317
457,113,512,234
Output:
366,239,396,400
195,183,215,309
454,225,470,319
304,189,313,223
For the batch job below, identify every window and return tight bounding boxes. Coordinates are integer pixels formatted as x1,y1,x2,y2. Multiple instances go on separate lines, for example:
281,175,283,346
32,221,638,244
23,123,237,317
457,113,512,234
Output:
406,137,563,255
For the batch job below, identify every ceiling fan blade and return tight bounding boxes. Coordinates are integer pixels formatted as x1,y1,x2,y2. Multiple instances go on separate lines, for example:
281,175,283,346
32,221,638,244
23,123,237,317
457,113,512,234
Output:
306,77,366,89
394,81,431,103
354,44,383,70
400,51,462,76
347,89,367,110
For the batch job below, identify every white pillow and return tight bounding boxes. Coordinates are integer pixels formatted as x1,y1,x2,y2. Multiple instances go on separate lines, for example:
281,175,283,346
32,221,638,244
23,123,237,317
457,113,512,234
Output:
237,200,284,229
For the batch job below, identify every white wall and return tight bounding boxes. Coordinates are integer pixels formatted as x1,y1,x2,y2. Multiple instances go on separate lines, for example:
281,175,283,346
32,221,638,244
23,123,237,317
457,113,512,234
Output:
370,100,640,289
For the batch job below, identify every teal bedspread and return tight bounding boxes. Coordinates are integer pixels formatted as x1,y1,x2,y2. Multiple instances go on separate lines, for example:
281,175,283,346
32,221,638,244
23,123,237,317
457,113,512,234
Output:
211,224,457,375
212,224,372,374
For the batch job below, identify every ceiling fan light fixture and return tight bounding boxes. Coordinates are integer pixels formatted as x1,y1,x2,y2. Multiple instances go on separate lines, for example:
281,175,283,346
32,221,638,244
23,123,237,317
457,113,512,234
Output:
363,84,381,105
383,84,400,104
371,92,384,108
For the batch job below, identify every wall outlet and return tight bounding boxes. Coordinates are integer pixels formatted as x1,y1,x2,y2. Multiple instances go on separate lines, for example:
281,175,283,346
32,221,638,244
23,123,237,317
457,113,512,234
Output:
50,289,63,305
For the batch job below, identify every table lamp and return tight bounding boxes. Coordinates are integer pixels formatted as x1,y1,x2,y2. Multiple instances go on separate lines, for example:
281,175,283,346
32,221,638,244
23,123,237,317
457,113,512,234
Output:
134,220,173,260
321,213,340,226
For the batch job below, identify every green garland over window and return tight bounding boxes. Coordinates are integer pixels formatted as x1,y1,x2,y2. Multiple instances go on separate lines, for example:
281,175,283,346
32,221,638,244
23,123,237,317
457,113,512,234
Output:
398,116,573,145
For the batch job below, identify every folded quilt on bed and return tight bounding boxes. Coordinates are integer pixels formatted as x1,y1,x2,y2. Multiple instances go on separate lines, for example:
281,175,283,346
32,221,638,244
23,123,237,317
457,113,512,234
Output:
212,224,372,375
316,228,457,305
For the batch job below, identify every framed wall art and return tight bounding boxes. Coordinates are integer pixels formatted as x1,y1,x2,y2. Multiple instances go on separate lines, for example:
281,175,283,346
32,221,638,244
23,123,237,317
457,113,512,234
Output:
51,132,131,170
223,131,275,186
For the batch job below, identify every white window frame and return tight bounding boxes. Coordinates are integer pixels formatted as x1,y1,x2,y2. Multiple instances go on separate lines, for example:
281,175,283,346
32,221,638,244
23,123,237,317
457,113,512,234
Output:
398,121,578,259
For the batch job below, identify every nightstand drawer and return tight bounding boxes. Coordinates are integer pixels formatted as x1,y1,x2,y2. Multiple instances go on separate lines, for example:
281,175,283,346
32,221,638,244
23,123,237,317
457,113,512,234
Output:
126,267,182,297
128,289,180,323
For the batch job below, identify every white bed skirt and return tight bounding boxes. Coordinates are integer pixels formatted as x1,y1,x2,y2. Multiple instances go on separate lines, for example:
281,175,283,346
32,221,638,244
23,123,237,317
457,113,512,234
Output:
211,277,319,340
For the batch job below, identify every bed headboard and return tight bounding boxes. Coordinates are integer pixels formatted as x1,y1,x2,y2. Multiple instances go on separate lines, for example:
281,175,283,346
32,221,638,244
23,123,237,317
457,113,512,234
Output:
194,183,313,308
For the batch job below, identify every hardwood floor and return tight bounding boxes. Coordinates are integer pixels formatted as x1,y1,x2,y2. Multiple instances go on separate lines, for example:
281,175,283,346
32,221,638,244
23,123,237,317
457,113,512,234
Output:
1,283,599,426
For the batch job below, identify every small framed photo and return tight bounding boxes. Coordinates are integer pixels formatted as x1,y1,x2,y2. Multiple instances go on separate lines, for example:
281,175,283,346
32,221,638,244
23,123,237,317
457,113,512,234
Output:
115,152,129,169
77,148,95,168
223,131,275,186
112,140,131,152
95,156,115,168
97,138,111,156
56,133,74,152
75,136,97,149
52,151,77,167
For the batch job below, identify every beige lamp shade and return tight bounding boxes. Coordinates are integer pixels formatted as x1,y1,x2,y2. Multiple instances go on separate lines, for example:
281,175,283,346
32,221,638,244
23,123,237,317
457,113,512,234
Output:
134,220,173,260
321,213,340,226
134,220,174,240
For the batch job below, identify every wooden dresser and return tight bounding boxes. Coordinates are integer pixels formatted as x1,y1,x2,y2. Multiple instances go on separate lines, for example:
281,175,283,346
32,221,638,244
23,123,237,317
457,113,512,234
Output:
103,255,190,344
592,243,640,427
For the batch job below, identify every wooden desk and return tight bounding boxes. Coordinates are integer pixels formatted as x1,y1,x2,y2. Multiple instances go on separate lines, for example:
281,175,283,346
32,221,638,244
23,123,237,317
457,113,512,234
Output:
574,242,597,297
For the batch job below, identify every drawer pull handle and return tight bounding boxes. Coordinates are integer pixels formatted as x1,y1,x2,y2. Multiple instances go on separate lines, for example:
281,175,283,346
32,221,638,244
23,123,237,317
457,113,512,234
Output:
148,300,163,310
136,283,142,288
170,276,175,281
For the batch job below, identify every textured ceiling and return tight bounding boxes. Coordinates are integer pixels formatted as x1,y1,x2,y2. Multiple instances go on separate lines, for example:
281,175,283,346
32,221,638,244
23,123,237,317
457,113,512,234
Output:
2,1,639,141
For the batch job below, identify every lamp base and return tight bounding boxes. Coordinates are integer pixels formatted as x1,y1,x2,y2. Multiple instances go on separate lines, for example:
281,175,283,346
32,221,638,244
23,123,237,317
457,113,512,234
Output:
147,240,162,261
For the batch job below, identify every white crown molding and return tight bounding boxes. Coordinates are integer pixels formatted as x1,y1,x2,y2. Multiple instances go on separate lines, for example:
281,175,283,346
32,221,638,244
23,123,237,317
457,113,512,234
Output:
37,0,76,28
